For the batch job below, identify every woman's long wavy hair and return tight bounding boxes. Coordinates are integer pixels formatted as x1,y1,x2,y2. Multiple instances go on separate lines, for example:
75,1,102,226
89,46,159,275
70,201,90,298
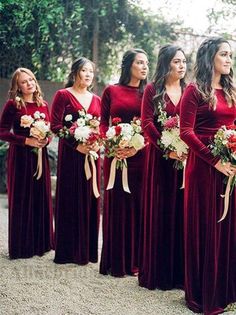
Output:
153,44,186,112
65,57,95,88
9,68,44,109
195,37,236,109
119,48,148,93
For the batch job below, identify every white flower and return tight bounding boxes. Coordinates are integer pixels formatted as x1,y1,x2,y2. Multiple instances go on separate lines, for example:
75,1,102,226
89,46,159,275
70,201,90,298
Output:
20,115,34,128
106,127,116,139
33,111,41,119
40,113,46,119
65,114,73,122
78,110,86,117
76,118,86,126
86,113,93,120
15,96,21,102
130,133,145,150
120,123,133,138
74,125,90,141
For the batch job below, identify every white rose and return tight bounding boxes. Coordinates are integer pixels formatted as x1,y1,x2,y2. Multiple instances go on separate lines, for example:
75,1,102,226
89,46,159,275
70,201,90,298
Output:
130,133,145,150
106,127,116,139
86,113,93,120
20,115,34,128
77,118,86,126
33,111,41,119
40,113,46,119
65,114,73,122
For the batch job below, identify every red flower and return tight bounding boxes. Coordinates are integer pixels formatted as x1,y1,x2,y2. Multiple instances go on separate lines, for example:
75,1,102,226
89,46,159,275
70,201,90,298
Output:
69,123,78,135
227,124,236,130
112,117,122,125
228,135,236,143
115,125,122,135
164,116,178,129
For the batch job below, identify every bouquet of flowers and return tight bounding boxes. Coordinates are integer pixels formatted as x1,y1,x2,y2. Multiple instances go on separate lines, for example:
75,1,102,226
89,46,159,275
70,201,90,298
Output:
20,111,51,179
58,109,101,198
209,124,236,221
59,109,100,159
103,117,145,193
157,105,188,169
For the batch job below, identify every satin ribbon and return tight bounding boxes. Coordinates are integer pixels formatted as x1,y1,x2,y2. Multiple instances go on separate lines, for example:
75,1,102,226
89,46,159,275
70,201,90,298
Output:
84,154,100,198
33,148,43,180
218,175,234,223
180,159,186,189
106,157,131,193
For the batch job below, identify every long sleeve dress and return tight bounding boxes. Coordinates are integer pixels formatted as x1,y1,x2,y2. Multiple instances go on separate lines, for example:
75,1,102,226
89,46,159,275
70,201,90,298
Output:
99,84,146,277
0,100,54,259
138,82,184,290
51,89,101,265
180,84,236,315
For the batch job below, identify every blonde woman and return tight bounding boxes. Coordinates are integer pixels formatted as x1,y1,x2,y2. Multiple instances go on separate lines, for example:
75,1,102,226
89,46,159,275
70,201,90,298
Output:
0,68,53,259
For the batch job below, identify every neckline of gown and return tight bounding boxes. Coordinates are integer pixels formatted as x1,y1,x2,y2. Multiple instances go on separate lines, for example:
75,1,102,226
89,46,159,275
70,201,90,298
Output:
65,89,94,113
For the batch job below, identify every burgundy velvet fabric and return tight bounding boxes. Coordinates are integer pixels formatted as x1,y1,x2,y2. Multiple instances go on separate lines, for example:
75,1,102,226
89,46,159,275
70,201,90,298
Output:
180,84,236,315
0,100,54,259
99,84,146,277
51,89,101,264
138,83,184,290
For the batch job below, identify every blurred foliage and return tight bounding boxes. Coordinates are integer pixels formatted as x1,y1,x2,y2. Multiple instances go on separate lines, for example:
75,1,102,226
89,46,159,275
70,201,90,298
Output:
0,0,180,85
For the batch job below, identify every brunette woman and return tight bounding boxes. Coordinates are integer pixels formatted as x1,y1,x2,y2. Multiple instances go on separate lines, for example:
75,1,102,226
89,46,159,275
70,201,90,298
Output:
99,48,149,277
180,37,236,315
139,45,187,290
51,57,101,265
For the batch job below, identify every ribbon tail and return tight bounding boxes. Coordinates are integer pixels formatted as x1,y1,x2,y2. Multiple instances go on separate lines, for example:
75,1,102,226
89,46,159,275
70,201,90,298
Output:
122,159,131,193
180,159,186,189
33,148,43,180
90,157,100,198
84,154,92,180
106,157,117,190
218,175,233,223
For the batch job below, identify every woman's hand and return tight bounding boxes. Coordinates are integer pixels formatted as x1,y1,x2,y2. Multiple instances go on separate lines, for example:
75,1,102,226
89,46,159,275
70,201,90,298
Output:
168,151,187,161
25,137,48,148
214,160,236,176
76,142,100,155
115,147,137,160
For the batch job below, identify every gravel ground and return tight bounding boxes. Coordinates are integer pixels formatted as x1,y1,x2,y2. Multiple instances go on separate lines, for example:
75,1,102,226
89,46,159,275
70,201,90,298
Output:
0,194,235,315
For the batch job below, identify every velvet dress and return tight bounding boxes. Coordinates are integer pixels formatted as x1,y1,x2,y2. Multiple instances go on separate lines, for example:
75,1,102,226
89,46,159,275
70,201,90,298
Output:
180,84,236,315
138,82,184,290
0,100,53,259
51,89,101,264
99,84,146,277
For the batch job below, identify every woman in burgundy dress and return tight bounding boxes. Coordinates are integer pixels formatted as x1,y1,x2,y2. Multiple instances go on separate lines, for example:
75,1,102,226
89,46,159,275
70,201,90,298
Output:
180,37,236,314
99,48,149,277
138,45,187,290
0,68,53,259
51,57,101,265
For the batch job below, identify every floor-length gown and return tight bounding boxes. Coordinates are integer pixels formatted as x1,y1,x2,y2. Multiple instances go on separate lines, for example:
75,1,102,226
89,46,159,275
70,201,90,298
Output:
99,84,146,277
138,82,184,290
51,89,101,264
180,84,236,315
0,100,53,259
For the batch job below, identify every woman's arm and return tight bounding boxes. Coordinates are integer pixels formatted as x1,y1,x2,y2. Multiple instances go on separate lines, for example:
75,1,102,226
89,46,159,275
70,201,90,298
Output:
180,84,220,166
0,100,26,145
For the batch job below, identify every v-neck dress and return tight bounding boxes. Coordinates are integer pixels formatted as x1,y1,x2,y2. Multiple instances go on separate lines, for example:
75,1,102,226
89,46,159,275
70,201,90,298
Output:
138,82,184,290
51,89,101,264
0,100,54,259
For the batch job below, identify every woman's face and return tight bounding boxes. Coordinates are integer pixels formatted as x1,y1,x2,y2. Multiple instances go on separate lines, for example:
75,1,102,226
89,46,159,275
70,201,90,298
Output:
213,42,232,76
17,72,36,97
168,50,186,80
75,62,94,88
130,53,149,81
